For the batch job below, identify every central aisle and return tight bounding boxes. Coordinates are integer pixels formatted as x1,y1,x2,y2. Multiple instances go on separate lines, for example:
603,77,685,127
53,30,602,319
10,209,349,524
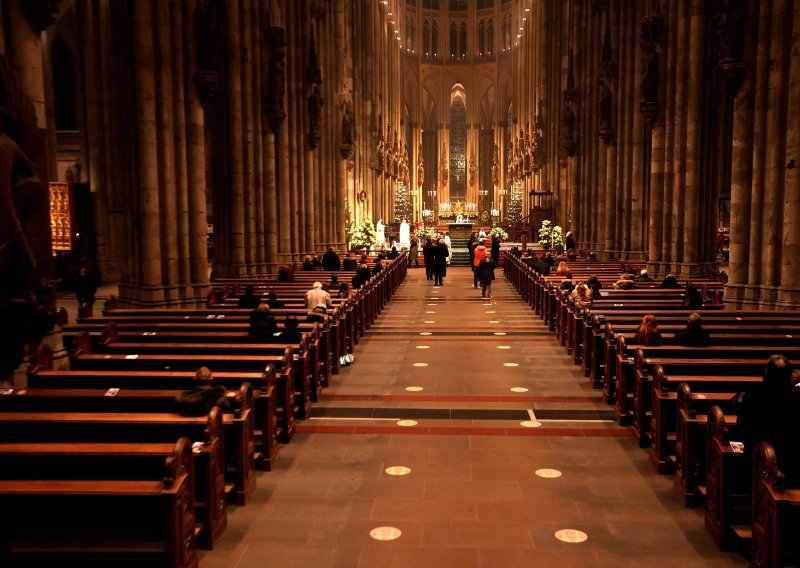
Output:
202,266,745,568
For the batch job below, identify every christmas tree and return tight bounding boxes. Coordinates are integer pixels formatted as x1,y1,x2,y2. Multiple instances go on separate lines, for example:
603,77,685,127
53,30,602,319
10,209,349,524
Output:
505,182,523,224
393,181,413,222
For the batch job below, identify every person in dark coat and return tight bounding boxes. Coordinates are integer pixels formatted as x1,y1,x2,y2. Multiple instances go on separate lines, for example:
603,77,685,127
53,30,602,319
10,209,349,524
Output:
248,304,279,340
175,367,233,416
660,274,680,289
565,232,576,252
409,236,420,268
491,236,501,265
477,255,496,299
237,285,261,309
342,252,358,271
75,265,99,308
322,247,341,271
672,313,711,347
422,238,436,281
301,255,316,271
266,290,285,309
387,246,400,260
433,238,449,286
352,262,371,289
682,285,704,309
636,269,653,282
735,355,800,483
278,315,303,344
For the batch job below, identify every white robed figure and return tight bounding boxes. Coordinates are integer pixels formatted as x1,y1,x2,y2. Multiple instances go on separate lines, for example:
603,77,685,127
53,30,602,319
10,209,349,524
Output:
375,219,385,249
399,220,411,249
444,233,452,264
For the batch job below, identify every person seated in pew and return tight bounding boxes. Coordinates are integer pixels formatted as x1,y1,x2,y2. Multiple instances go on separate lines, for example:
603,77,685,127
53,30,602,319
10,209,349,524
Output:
672,312,711,347
614,273,635,289
352,262,371,289
585,274,602,292
336,282,352,299
566,249,577,262
735,355,800,482
277,315,303,344
660,273,680,289
322,246,341,271
533,256,551,276
544,252,556,266
587,251,598,262
570,283,593,308
249,303,279,340
636,269,653,282
633,314,664,346
682,285,704,309
267,290,285,309
237,285,261,309
278,264,295,282
312,254,323,268
511,246,522,259
387,246,400,260
342,251,358,271
306,304,327,324
555,261,571,277
301,255,317,271
373,258,389,276
305,281,332,310
175,366,234,416
560,274,574,292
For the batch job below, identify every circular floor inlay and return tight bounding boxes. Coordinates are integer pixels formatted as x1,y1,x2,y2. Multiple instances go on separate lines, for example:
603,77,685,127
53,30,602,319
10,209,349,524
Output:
425,311,436,314
424,320,435,324
510,387,529,393
489,320,500,324
419,332,432,336
370,526,402,541
486,311,496,314
385,466,412,476
483,303,492,306
397,420,418,427
494,332,507,336
416,345,430,349
521,420,542,428
504,362,519,367
405,386,424,392
535,468,562,478
427,303,437,306
554,529,588,543
497,345,512,350
412,362,429,367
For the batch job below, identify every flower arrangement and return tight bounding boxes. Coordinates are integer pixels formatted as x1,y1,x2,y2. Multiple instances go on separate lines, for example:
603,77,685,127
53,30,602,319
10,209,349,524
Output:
349,219,377,250
489,226,509,241
416,226,434,241
538,220,564,249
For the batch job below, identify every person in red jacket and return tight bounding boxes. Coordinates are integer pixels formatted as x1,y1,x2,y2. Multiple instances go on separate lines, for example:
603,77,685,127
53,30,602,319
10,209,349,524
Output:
472,240,487,289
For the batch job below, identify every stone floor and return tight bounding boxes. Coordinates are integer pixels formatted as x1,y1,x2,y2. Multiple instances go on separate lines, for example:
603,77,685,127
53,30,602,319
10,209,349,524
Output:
196,266,746,567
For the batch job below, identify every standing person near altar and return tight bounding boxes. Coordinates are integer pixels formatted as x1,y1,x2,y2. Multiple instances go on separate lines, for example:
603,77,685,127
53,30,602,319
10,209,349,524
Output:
491,235,500,265
375,219,386,249
399,220,411,249
433,238,449,286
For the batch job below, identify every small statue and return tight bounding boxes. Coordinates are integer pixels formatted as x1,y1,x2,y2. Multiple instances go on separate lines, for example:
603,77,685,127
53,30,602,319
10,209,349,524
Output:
307,83,324,148
341,101,354,146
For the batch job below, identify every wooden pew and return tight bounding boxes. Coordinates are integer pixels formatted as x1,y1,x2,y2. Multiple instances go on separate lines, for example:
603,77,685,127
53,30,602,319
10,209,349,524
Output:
0,438,226,549
0,438,198,568
0,405,255,506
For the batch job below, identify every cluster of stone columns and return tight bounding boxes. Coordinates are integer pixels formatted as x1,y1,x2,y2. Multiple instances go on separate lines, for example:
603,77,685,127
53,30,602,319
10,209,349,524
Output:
508,0,798,309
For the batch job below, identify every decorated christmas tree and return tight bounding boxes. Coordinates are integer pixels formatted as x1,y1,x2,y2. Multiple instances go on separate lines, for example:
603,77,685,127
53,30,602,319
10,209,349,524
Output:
393,180,413,223
505,182,523,224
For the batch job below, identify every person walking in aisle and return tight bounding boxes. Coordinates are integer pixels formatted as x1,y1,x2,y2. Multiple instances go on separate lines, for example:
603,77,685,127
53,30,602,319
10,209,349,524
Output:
433,238,449,286
472,240,487,288
422,238,436,280
477,252,496,299
409,235,420,268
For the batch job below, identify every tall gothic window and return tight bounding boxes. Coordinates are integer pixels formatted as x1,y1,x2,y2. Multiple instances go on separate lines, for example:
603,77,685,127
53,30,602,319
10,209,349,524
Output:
423,20,430,55
487,19,493,54
450,22,457,58
450,98,467,200
459,22,467,57
478,20,485,55
406,16,415,50
431,22,438,55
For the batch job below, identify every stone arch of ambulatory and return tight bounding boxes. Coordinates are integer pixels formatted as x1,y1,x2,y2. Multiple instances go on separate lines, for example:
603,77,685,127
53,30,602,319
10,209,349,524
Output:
403,70,419,121
477,82,495,129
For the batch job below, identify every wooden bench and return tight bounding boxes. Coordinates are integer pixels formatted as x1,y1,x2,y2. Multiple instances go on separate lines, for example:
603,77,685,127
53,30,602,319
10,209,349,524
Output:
0,438,198,568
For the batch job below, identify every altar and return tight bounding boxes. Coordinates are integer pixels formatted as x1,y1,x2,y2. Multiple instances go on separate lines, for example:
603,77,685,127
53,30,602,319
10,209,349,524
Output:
446,222,474,240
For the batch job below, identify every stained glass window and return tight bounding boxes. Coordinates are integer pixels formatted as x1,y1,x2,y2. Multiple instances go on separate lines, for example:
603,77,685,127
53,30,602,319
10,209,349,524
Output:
450,99,467,200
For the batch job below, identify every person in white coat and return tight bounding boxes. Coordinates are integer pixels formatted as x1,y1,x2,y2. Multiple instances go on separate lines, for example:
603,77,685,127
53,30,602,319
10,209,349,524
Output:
444,233,452,264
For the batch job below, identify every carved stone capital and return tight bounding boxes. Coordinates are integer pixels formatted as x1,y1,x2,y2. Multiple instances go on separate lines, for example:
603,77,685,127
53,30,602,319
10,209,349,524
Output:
718,59,748,93
639,100,659,124
339,142,353,160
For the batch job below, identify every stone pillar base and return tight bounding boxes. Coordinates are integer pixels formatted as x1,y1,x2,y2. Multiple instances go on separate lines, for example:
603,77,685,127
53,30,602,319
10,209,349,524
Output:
118,283,211,308
212,262,251,278
725,283,800,311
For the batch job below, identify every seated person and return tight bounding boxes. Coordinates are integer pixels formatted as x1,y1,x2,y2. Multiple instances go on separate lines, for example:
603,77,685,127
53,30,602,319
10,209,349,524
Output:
311,254,322,268
636,269,653,282
735,355,800,482
237,285,261,309
633,314,663,346
306,304,327,324
614,273,635,289
324,274,339,292
555,261,571,277
544,252,556,266
560,274,574,291
387,246,400,260
277,315,303,344
337,282,352,299
352,262,372,289
587,251,598,262
372,259,387,276
249,303,279,340
304,281,332,309
266,290,285,309
512,246,523,258
342,252,358,271
660,273,679,289
277,264,294,282
175,366,234,416
682,285,704,309
566,248,577,262
672,312,711,347
300,255,317,271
